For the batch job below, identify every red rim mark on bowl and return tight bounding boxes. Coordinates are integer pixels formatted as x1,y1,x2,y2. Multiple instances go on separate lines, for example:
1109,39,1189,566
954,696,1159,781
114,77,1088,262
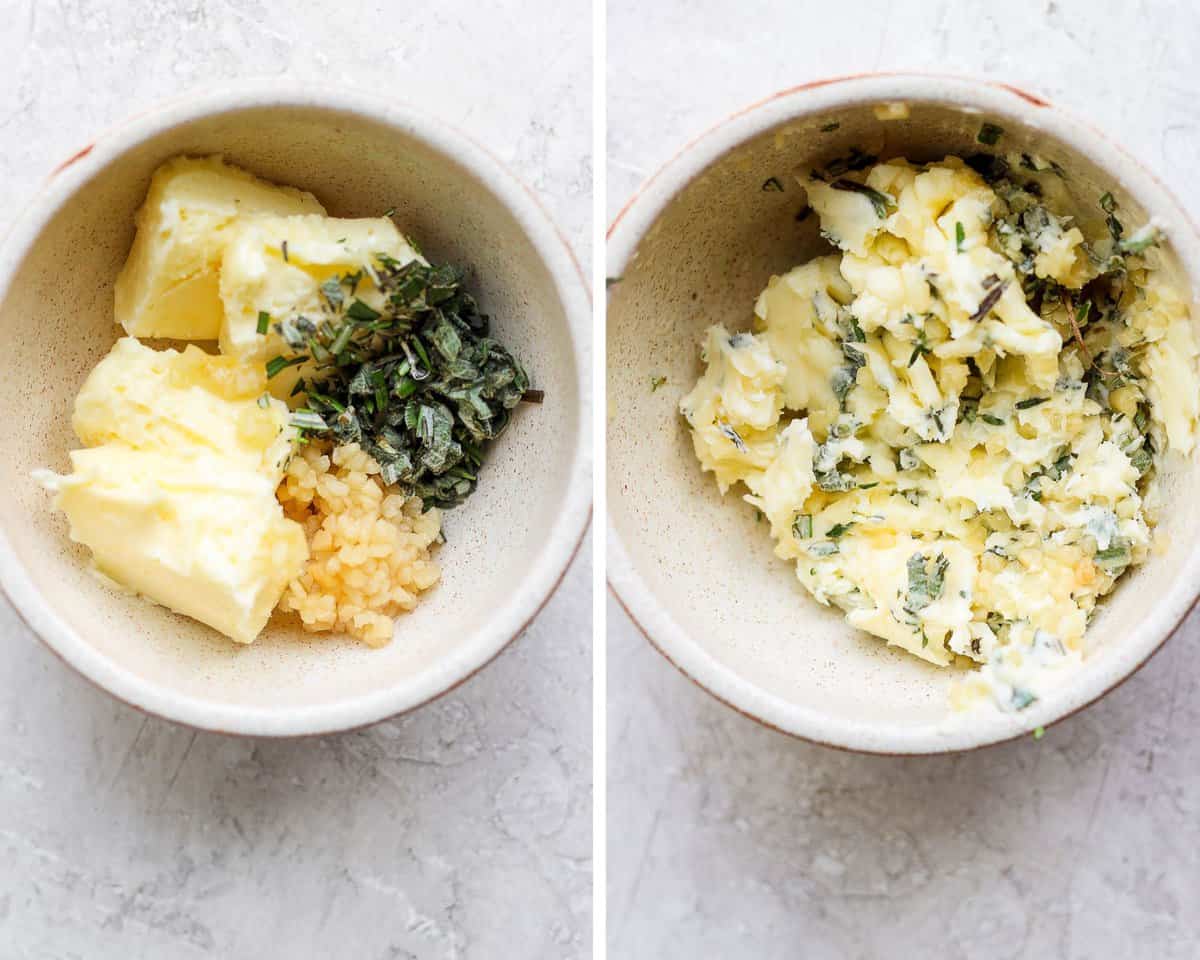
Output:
50,143,94,179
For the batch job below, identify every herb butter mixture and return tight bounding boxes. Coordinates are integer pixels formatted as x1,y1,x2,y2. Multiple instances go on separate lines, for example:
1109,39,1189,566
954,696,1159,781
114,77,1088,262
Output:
681,149,1198,711
40,156,534,648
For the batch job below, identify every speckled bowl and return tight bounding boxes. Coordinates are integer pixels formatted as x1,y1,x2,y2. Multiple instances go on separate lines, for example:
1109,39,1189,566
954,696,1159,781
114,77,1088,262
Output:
0,84,590,736
607,74,1200,753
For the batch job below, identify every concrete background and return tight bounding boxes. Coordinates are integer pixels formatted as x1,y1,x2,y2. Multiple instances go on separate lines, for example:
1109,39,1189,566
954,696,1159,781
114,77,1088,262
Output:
0,1,592,957
607,1,1200,957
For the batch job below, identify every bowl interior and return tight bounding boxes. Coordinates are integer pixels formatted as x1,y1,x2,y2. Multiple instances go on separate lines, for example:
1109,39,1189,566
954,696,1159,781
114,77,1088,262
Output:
0,100,584,729
608,87,1200,749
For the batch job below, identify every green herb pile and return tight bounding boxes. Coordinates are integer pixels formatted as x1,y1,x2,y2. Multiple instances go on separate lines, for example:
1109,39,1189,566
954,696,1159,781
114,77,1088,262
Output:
267,254,539,509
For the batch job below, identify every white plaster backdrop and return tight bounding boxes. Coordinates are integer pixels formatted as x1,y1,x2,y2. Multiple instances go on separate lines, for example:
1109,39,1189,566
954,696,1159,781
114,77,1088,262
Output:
607,0,1200,957
0,1,591,957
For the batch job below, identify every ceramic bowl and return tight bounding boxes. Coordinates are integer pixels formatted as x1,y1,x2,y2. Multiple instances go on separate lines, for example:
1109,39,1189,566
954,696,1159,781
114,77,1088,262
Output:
607,74,1200,753
0,84,591,736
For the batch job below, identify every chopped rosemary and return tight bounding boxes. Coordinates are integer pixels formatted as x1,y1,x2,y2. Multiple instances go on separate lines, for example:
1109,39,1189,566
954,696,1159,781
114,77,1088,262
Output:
980,413,1005,426
266,355,305,379
955,221,965,253
256,310,270,335
969,279,1007,323
1015,397,1049,410
826,521,855,539
830,178,893,218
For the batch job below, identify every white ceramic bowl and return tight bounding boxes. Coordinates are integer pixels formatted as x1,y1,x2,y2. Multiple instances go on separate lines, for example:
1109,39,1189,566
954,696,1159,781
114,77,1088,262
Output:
0,84,591,736
607,74,1200,753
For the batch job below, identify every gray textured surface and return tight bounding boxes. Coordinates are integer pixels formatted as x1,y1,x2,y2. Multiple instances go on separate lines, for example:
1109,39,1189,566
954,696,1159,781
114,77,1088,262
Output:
607,1,1200,957
0,1,591,957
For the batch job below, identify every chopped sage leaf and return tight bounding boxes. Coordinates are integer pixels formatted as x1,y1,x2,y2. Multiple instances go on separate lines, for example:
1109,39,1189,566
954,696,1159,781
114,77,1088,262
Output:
793,514,813,539
977,122,1004,146
269,256,535,509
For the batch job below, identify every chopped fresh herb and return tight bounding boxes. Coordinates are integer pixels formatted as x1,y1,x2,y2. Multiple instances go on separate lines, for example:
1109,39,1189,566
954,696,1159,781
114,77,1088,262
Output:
907,330,931,368
977,122,1004,146
1118,226,1163,255
793,514,813,539
650,376,667,392
256,310,270,335
1099,191,1117,214
266,355,305,379
965,152,1010,183
281,240,289,262
858,481,879,490
826,521,855,539
831,364,859,411
980,413,1005,426
815,147,877,180
1016,397,1049,410
1095,539,1132,569
1011,689,1037,710
830,178,893,218
815,469,855,493
269,256,534,509
762,177,785,192
904,551,949,617
718,422,747,452
289,409,328,432
1130,446,1153,475
969,279,1008,323
955,221,965,253
810,540,839,557
1033,726,1046,740
820,121,840,132
383,207,396,217
256,393,270,409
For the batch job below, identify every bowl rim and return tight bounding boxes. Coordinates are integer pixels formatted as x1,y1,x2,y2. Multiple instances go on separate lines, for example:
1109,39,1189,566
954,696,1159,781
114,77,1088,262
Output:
0,81,593,737
606,71,1200,754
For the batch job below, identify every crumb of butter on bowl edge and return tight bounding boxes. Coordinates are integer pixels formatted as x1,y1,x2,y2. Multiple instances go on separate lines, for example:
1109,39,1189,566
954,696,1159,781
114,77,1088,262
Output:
681,149,1198,714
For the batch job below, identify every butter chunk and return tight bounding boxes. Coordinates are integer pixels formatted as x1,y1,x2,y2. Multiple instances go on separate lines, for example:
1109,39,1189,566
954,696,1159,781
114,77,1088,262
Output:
218,215,423,394
41,447,308,644
114,156,325,340
73,337,295,480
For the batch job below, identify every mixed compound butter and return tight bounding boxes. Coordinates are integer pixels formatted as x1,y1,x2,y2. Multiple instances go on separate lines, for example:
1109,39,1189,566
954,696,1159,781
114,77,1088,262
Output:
682,156,1198,710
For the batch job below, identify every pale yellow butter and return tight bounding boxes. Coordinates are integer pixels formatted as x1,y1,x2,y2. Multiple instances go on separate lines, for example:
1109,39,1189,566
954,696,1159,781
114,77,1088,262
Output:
73,336,295,478
218,214,423,395
40,339,307,644
114,156,325,340
43,447,307,644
